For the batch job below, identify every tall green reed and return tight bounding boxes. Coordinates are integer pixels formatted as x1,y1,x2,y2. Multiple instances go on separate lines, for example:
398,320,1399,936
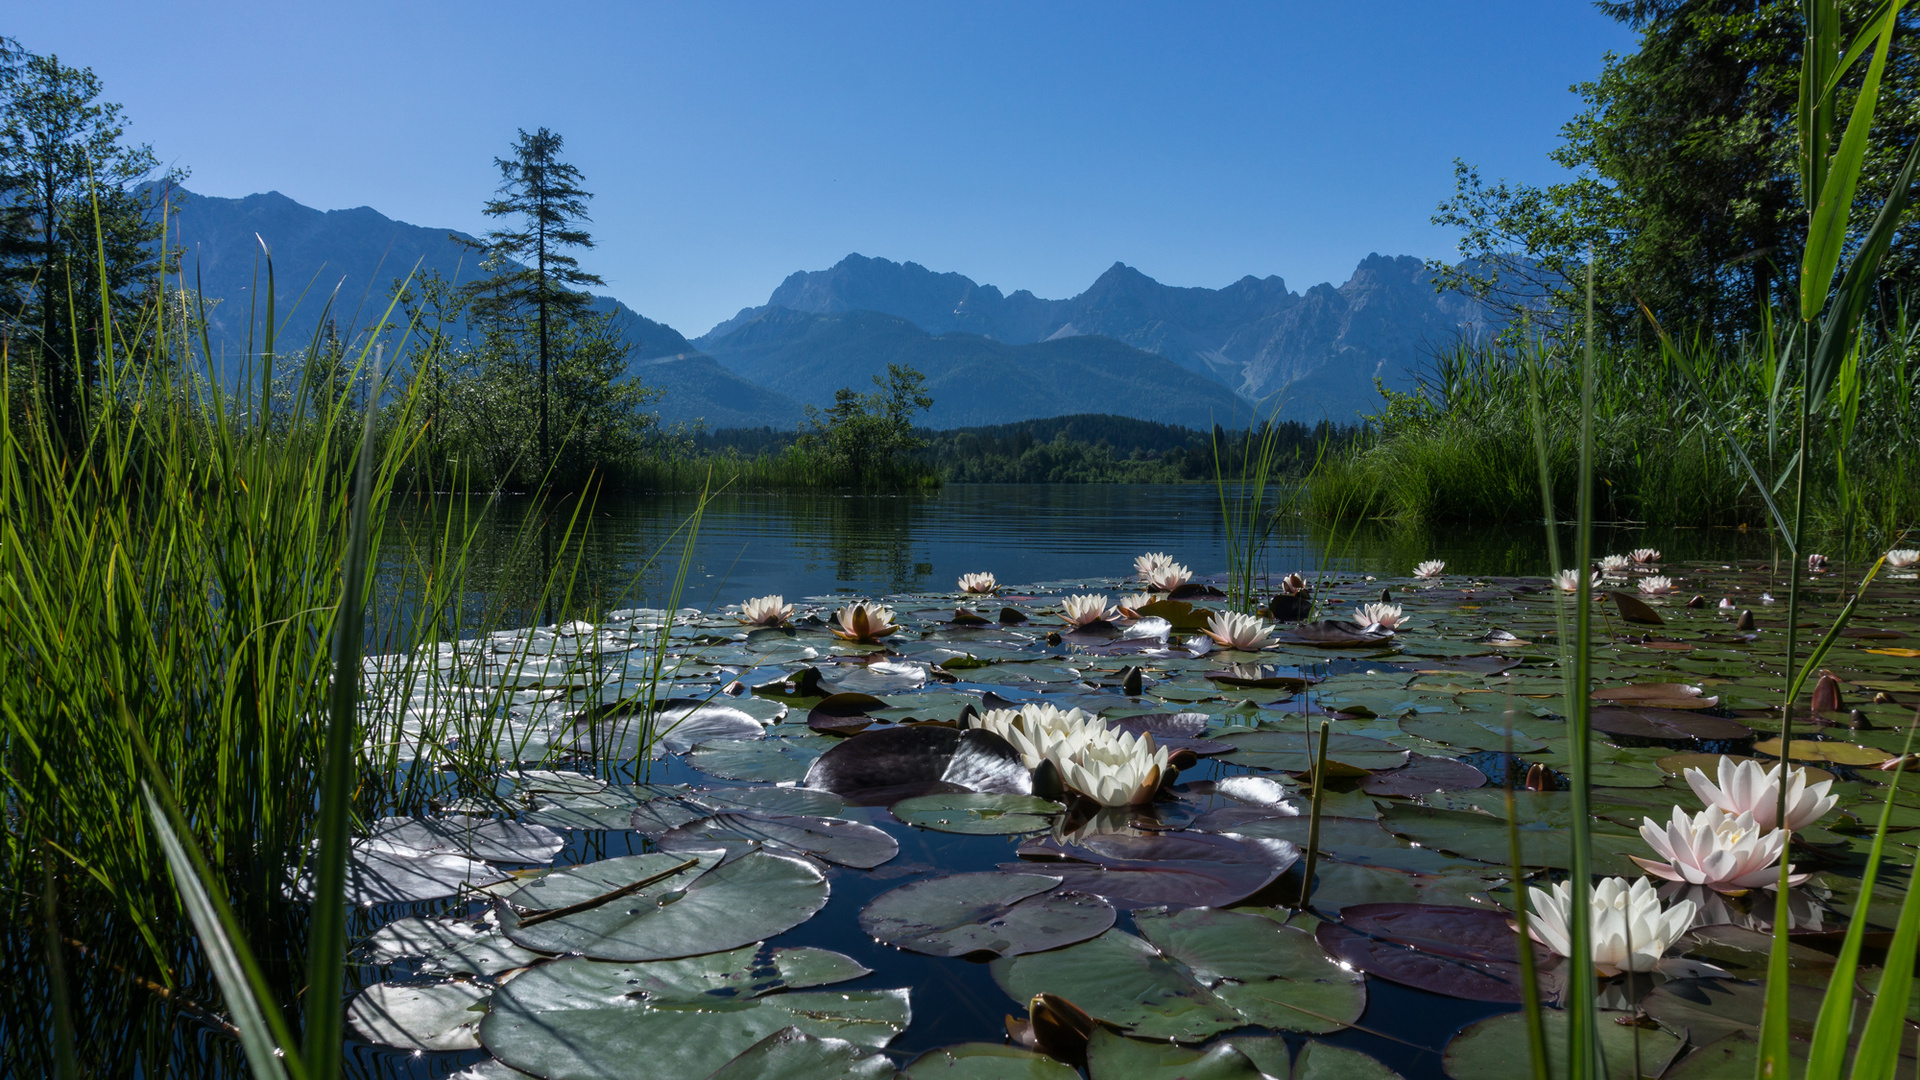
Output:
1212,415,1290,611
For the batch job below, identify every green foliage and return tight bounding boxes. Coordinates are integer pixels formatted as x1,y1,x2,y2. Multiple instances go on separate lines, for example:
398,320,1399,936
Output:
465,127,605,473
1432,1,1920,345
796,363,938,489
0,35,185,446
1308,329,1920,537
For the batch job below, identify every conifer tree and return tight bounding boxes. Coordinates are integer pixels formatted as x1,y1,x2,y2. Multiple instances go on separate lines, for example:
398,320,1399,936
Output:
467,128,603,476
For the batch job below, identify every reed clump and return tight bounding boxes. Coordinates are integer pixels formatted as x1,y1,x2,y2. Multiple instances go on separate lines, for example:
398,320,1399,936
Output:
1308,323,1920,540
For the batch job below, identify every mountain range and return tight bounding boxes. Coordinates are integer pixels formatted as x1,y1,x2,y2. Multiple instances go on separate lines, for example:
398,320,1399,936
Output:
163,188,1502,430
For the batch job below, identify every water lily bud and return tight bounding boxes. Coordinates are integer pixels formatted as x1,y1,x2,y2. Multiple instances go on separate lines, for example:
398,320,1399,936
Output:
1687,595,1705,608
1811,671,1842,715
1380,588,1392,602
1737,610,1756,631
1851,709,1873,731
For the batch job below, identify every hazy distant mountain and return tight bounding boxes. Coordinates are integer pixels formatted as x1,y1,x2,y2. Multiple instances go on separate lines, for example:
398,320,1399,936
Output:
699,308,1252,430
161,188,795,429
699,253,1505,422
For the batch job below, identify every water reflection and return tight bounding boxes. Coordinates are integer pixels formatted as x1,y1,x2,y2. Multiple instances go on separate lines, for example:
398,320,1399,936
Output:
385,484,1792,618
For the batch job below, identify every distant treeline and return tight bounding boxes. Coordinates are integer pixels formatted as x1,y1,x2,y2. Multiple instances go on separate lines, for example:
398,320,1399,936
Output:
687,414,1352,485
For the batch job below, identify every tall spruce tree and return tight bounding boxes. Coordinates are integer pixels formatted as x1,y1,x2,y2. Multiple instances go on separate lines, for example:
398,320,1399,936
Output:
468,128,603,476
0,40,181,446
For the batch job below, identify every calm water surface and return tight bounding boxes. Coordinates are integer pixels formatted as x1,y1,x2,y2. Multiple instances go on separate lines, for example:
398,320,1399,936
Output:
414,483,1787,616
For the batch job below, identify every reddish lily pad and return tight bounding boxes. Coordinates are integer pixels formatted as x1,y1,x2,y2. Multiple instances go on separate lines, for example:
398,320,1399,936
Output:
858,872,1115,958
1314,903,1559,1004
1359,756,1490,797
805,725,1031,805
1007,832,1298,909
808,692,890,736
1590,683,1720,709
1589,708,1753,743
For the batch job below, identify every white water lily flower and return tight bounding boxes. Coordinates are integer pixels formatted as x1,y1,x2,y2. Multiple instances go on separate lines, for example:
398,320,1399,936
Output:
1414,559,1445,579
1684,755,1836,833
1350,602,1408,632
737,595,793,627
1146,561,1193,592
1205,611,1275,650
1117,593,1155,618
1060,594,1117,627
1808,553,1830,572
1637,575,1675,596
1047,726,1170,807
1598,554,1632,575
976,703,1101,770
1553,569,1598,593
1528,877,1696,976
1633,805,1806,892
1135,552,1177,582
830,601,899,642
1717,598,1735,609
1630,548,1662,564
1886,549,1919,568
958,572,999,595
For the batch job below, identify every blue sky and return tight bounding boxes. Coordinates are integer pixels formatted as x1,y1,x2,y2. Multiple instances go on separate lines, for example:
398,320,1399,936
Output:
17,2,1636,337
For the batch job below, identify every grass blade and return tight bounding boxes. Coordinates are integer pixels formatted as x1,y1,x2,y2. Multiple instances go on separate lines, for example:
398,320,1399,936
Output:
1852,708,1920,1080
1805,717,1916,1075
1800,0,1901,329
302,373,381,1080
140,783,294,1080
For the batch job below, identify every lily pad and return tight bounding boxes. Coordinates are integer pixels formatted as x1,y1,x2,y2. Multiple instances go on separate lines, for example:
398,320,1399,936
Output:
892,793,1065,835
1753,737,1895,766
525,784,687,830
480,952,908,1080
1086,1028,1268,1080
322,840,507,905
1606,590,1666,626
1377,804,1647,875
499,850,829,961
364,914,542,977
1397,716,1548,754
687,736,830,782
1590,682,1720,709
806,725,1031,804
990,908,1365,1040
346,980,490,1051
1008,832,1298,909
1314,903,1554,1003
707,1027,897,1080
809,692,891,735
660,812,899,869
1590,707,1753,743
1358,756,1489,797
363,816,565,865
903,1043,1079,1080
860,872,1115,958
1218,731,1411,773
1443,1009,1683,1080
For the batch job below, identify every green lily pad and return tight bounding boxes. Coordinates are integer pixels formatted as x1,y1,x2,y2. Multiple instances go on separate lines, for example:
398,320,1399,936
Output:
1443,1009,1683,1080
480,952,907,1080
1230,1038,1407,1080
1397,715,1548,753
891,793,1065,834
859,872,1115,958
1377,804,1647,875
990,908,1365,1040
660,812,898,869
347,980,490,1051
364,914,542,977
526,784,686,830
707,1027,896,1080
686,736,831,782
1086,1028,1267,1080
903,1043,1079,1080
499,850,829,961
1753,737,1895,766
